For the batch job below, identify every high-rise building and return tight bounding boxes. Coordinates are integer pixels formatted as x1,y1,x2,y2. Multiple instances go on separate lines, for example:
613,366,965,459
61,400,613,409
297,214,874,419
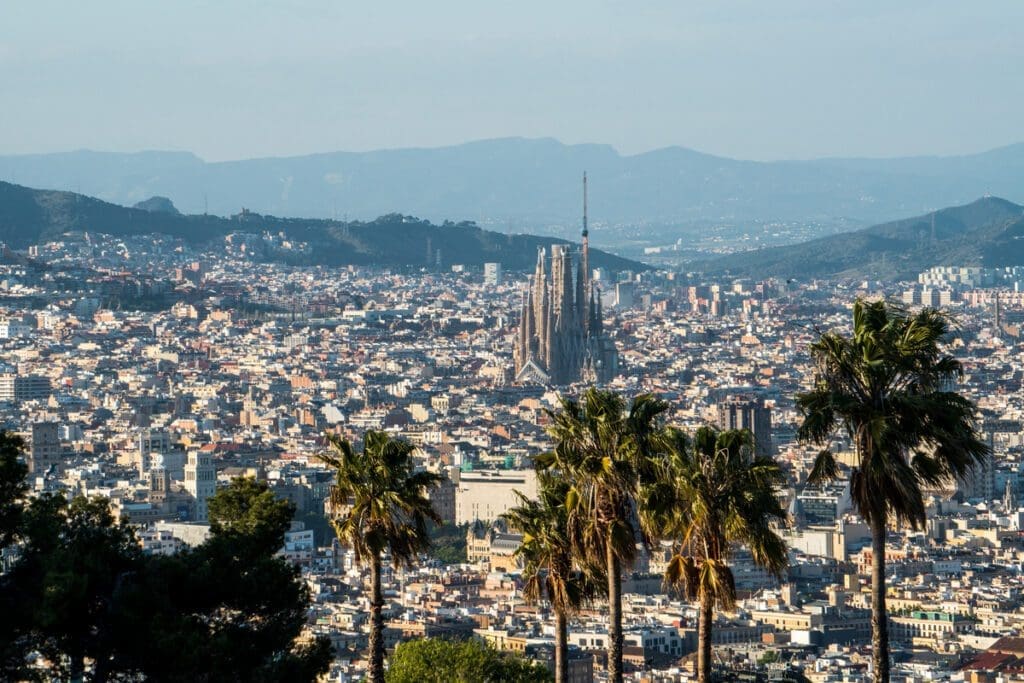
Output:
958,435,995,502
184,450,216,522
615,281,635,309
0,373,52,403
484,262,502,286
513,173,618,385
714,395,773,458
29,421,61,476
138,429,172,476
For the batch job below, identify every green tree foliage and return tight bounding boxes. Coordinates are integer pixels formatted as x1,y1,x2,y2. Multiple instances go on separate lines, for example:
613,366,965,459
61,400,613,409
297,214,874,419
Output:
386,638,551,683
319,431,441,683
428,522,468,565
2,494,141,681
0,431,27,549
644,427,788,683
797,299,988,683
537,388,667,683
207,475,297,553
109,477,331,682
0,471,330,682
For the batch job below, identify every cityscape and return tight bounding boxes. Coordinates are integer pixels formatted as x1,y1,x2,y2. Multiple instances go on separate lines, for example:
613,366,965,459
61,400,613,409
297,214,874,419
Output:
0,187,1022,681
2,3,1024,683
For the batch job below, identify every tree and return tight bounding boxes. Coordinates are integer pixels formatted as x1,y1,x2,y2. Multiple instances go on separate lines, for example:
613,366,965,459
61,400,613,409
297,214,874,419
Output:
386,637,550,683
0,474,329,682
319,431,441,683
537,388,667,683
797,299,988,683
0,431,28,549
0,432,30,678
207,475,296,554
427,521,469,565
7,494,141,682
503,474,597,683
646,427,788,683
106,477,332,682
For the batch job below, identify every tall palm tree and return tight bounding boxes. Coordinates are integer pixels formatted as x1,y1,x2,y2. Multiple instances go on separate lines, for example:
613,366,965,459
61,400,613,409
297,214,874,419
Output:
502,474,598,683
644,426,788,683
318,431,441,683
536,388,668,683
796,299,988,683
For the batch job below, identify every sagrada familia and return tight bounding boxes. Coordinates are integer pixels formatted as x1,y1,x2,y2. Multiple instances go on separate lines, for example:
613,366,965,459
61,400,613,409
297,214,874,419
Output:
513,174,619,385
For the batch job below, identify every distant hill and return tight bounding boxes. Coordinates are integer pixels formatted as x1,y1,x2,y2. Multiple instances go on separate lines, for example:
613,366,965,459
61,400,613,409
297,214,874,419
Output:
699,197,1024,280
0,181,643,272
133,196,180,215
2,139,1024,237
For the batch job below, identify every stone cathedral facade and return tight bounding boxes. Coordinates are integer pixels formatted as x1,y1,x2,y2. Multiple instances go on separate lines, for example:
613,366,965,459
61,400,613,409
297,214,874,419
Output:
512,175,618,385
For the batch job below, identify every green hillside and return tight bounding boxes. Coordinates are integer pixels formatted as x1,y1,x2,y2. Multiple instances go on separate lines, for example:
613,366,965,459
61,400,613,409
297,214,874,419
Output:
0,181,643,272
699,197,1024,280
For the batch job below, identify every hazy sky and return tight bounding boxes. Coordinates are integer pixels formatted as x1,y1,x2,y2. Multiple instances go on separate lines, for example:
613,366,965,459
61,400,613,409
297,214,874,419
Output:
1,1,1021,161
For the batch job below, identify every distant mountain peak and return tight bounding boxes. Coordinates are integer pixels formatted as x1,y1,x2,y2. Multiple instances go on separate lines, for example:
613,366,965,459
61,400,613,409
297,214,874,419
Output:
1,139,1023,232
133,196,180,215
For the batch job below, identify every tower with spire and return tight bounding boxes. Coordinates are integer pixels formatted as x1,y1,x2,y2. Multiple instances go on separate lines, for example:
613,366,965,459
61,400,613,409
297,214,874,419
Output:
512,173,618,385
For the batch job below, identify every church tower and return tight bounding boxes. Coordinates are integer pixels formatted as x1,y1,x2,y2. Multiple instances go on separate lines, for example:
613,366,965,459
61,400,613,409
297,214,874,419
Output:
513,173,618,385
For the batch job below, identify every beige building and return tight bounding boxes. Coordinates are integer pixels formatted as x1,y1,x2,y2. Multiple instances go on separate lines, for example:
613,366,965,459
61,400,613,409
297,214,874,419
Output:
454,468,537,525
29,421,61,476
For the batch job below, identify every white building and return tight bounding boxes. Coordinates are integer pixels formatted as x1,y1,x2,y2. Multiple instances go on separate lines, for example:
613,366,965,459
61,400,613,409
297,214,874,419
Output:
0,319,32,339
483,262,502,286
184,450,216,522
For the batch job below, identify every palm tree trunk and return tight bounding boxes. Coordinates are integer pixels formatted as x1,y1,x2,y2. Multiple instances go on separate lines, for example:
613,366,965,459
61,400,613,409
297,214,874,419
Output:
698,592,713,683
369,553,385,683
870,515,890,683
555,608,568,683
607,541,623,683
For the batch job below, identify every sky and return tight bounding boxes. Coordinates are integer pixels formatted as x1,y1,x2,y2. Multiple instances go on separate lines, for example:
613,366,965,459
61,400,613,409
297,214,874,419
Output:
0,1,1022,162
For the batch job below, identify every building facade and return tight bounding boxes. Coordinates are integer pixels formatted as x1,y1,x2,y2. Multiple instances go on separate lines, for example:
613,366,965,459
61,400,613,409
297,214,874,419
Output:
0,373,52,403
454,467,537,525
29,421,61,476
714,394,773,457
184,450,216,522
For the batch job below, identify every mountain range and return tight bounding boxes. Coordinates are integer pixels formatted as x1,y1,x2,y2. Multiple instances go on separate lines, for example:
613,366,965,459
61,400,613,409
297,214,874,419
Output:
0,181,641,272
700,196,1024,280
2,138,1024,238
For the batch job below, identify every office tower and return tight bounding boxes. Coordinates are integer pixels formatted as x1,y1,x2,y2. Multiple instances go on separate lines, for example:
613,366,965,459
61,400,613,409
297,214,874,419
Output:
484,262,502,286
714,395,773,458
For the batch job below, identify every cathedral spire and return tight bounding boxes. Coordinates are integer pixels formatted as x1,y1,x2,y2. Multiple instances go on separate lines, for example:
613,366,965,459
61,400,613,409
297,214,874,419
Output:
520,281,533,362
513,175,617,386
581,171,590,295
560,246,573,332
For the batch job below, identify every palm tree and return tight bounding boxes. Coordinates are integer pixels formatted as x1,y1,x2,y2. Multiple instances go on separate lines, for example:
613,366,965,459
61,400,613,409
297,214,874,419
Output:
502,474,597,683
796,299,988,683
644,426,788,683
318,431,441,683
537,388,668,683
